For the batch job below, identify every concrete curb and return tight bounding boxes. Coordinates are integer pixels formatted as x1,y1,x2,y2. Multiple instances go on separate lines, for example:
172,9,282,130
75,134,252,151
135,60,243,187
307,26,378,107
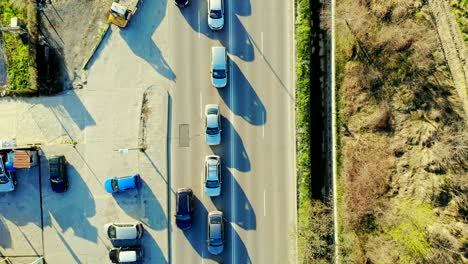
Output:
82,23,111,70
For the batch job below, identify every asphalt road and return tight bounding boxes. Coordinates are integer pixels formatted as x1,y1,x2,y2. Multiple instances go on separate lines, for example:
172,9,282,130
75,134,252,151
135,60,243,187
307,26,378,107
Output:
167,0,296,263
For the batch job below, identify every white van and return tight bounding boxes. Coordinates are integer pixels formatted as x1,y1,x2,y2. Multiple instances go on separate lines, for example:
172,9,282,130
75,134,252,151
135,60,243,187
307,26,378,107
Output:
211,47,227,88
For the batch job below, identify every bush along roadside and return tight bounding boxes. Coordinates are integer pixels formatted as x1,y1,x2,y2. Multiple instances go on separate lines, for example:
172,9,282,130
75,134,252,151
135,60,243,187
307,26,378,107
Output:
295,0,334,263
0,0,38,95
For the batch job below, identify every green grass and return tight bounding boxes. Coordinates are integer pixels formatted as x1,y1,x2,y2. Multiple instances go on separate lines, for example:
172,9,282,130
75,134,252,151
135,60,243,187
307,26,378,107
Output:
0,0,32,91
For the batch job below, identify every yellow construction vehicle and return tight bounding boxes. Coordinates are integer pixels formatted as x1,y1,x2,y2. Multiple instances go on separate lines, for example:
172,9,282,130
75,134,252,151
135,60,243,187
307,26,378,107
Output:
108,0,140,28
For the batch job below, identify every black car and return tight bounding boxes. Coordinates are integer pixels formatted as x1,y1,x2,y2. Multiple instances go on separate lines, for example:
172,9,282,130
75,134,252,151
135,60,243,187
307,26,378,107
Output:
175,0,189,7
175,188,193,230
49,155,68,192
109,246,143,263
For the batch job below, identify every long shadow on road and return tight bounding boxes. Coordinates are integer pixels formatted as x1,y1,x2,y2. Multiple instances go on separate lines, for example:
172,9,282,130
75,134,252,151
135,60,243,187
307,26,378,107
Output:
218,61,266,126
179,0,254,62
121,0,176,81
113,179,167,231
213,116,250,172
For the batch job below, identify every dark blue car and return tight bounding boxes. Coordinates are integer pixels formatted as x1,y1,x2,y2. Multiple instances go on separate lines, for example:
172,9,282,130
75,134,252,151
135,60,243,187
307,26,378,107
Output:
105,174,142,193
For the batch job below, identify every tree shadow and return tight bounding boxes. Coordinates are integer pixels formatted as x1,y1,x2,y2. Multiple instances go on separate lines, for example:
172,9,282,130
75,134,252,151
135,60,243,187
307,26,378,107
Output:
222,169,256,230
42,163,98,242
120,0,176,81
218,61,266,125
112,180,167,231
213,116,250,172
179,0,254,62
0,217,11,248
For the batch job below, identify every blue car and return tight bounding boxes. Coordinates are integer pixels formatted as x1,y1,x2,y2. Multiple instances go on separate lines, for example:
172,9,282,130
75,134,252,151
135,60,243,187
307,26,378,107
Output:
105,174,142,193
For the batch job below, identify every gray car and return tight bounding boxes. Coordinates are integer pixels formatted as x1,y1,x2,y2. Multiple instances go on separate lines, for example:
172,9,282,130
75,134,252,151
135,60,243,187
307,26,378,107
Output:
104,222,144,242
207,210,224,255
205,104,221,145
205,155,221,197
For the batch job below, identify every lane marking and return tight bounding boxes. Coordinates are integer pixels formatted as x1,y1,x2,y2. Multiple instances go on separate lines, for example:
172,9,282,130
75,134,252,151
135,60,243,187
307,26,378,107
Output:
263,189,266,216
262,112,265,138
261,31,264,58
200,91,203,118
198,12,201,39
228,0,236,262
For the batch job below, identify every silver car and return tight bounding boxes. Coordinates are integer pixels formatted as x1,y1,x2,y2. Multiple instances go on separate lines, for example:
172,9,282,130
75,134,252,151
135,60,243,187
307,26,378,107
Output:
205,155,221,197
205,104,221,145
207,210,224,255
208,0,224,30
104,222,144,242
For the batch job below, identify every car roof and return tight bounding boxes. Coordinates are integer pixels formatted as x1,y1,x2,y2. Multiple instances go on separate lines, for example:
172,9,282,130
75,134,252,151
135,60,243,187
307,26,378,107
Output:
114,225,138,239
210,0,222,10
207,164,218,181
177,191,190,214
207,114,218,128
117,175,136,189
210,223,222,239
119,250,137,262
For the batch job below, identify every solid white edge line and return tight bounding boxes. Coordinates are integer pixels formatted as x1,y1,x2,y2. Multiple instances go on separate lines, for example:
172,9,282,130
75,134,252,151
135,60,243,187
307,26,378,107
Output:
261,31,264,58
198,12,201,39
200,91,203,118
331,0,339,262
228,0,236,263
263,189,266,217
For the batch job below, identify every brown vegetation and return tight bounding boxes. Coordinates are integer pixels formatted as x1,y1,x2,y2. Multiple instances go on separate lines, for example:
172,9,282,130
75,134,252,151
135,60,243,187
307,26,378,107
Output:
336,0,468,263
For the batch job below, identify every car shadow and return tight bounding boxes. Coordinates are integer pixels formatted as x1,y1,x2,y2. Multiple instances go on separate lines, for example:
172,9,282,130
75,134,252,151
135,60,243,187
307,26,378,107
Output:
179,0,254,62
222,169,256,230
213,116,250,172
218,61,266,125
42,162,98,242
181,195,223,262
141,231,168,264
224,223,252,264
112,179,167,231
120,0,176,81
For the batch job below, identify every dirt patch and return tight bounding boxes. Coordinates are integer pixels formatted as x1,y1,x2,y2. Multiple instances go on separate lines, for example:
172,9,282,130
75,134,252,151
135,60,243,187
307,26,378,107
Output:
38,0,113,92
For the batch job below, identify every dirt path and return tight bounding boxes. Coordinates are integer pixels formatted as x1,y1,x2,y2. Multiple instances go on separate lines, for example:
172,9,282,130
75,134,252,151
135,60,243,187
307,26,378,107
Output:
429,0,468,122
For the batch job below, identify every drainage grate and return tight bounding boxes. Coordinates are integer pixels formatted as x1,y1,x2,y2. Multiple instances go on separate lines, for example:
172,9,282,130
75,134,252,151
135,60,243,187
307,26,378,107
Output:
179,124,190,147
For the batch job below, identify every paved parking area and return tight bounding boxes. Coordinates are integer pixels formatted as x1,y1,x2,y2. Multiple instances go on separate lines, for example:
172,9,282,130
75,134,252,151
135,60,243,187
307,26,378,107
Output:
0,24,171,263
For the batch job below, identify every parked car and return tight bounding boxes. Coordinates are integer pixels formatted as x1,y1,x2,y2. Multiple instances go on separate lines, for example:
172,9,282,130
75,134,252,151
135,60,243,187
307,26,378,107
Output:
204,155,221,197
175,0,188,7
105,174,142,193
175,188,194,230
104,222,144,242
208,0,224,30
48,155,69,192
207,210,224,255
211,47,227,88
205,104,221,145
0,154,15,192
109,246,143,263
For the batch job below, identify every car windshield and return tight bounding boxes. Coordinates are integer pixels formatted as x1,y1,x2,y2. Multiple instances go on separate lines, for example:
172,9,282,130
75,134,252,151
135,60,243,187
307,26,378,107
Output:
210,9,222,19
206,127,219,135
206,180,220,188
50,177,64,183
210,238,223,246
111,179,119,191
107,226,117,239
212,69,226,79
0,175,9,184
177,214,190,220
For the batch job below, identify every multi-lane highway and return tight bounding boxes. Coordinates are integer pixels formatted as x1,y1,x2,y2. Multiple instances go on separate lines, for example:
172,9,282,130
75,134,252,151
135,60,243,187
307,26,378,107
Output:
166,0,296,263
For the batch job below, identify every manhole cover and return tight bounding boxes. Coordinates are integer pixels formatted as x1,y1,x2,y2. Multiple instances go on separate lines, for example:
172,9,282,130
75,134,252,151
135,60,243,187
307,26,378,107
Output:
179,124,189,147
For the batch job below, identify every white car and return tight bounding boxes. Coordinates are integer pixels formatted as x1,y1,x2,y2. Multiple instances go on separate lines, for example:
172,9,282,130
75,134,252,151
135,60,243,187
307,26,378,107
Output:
205,155,221,197
205,104,221,145
208,0,224,30
104,222,144,242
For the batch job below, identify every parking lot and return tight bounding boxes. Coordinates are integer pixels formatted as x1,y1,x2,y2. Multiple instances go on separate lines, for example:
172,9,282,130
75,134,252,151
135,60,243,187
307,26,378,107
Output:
0,24,171,262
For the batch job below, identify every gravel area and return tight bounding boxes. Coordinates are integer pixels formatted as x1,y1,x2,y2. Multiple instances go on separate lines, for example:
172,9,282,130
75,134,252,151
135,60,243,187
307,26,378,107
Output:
39,0,114,90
